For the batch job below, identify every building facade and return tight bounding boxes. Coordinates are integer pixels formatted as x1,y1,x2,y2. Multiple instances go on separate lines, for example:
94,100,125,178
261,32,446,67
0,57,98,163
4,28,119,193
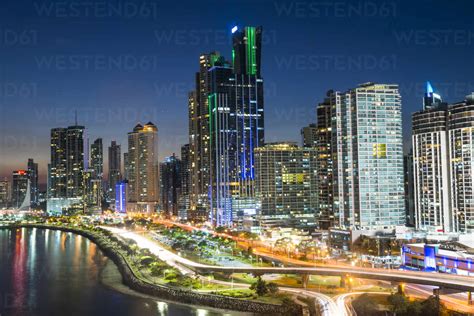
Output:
27,158,39,208
160,154,182,217
448,93,474,233
90,138,103,179
0,179,9,208
301,123,317,148
254,142,318,229
331,83,405,231
108,140,122,207
12,170,29,209
127,122,159,213
412,84,450,232
315,94,334,229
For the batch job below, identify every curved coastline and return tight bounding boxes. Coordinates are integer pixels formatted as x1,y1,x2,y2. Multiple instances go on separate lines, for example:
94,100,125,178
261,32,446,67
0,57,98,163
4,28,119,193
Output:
0,223,301,315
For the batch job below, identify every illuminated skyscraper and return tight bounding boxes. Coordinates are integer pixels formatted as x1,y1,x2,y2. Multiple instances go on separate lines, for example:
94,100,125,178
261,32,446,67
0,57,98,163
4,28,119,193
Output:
66,124,85,199
127,122,159,213
412,82,450,232
255,142,317,229
331,83,405,231
160,154,182,217
315,94,334,229
90,138,103,179
12,170,29,209
27,158,39,207
49,128,67,199
179,144,192,220
108,140,121,206
448,93,474,233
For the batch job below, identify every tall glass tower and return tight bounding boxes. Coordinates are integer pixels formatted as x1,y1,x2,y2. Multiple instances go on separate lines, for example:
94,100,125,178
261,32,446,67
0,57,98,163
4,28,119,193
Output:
332,83,405,231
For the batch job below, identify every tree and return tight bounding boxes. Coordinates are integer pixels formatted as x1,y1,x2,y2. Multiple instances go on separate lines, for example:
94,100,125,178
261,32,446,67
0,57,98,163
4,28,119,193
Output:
421,296,448,316
250,276,268,296
267,282,279,294
388,293,409,315
352,293,378,315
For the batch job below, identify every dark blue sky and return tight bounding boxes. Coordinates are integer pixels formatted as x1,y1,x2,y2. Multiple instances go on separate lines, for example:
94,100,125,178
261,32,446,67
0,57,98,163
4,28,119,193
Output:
1,0,473,183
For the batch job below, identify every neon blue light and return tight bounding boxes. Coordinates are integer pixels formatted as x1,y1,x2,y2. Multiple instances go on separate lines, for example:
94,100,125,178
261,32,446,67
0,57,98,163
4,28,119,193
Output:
426,81,434,95
231,26,238,34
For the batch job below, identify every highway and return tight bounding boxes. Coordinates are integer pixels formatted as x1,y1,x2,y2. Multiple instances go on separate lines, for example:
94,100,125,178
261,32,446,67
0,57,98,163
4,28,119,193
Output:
104,227,344,316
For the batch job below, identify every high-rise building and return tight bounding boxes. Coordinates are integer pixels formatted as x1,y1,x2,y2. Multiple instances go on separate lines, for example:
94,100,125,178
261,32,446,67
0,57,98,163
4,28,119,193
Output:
404,151,415,227
91,138,103,179
127,122,159,213
160,154,182,217
255,142,317,229
83,169,102,213
412,82,450,232
331,83,405,231
27,158,39,207
0,179,10,208
49,128,67,199
448,93,474,233
47,124,85,214
12,170,29,209
179,144,191,220
66,125,85,199
315,94,334,229
108,141,122,206
301,124,317,148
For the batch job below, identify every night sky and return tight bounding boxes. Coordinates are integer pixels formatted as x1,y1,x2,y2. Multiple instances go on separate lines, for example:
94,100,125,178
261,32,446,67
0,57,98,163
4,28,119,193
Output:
1,0,473,185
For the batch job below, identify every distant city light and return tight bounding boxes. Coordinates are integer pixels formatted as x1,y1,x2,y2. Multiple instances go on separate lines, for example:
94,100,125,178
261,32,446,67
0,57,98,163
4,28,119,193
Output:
231,26,238,33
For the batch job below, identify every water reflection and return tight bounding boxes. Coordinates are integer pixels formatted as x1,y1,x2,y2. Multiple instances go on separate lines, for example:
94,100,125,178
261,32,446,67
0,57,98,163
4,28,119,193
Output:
0,228,246,316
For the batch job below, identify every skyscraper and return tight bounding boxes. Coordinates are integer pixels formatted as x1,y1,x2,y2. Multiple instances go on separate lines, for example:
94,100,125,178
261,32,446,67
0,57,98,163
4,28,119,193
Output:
49,128,67,199
255,142,317,229
27,158,39,207
108,140,122,206
47,124,85,214
0,179,10,208
404,151,415,227
12,170,29,209
179,144,191,220
315,94,334,229
412,83,450,232
160,154,182,217
208,26,264,226
301,124,317,148
66,124,85,199
90,138,103,179
127,122,159,213
331,83,405,231
448,93,474,233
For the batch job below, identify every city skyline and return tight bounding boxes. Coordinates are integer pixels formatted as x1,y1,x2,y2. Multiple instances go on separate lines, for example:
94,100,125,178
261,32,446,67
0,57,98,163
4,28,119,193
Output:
2,0,474,183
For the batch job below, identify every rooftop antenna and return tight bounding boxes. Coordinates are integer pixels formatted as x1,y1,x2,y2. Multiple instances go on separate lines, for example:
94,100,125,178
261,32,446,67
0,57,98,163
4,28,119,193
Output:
74,110,78,126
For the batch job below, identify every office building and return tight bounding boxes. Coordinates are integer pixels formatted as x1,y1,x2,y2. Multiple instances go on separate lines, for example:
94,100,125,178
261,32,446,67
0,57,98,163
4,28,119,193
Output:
331,83,405,231
127,122,159,213
315,94,334,229
255,142,317,229
90,138,103,179
83,169,102,213
301,123,317,148
12,170,29,209
0,179,10,208
108,141,121,206
160,154,182,217
412,82,450,232
65,124,85,199
448,93,474,233
27,158,39,207
178,144,191,220
49,128,67,199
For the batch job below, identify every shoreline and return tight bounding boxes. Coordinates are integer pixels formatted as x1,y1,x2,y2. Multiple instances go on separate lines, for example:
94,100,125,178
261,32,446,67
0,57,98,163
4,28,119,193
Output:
0,223,301,315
